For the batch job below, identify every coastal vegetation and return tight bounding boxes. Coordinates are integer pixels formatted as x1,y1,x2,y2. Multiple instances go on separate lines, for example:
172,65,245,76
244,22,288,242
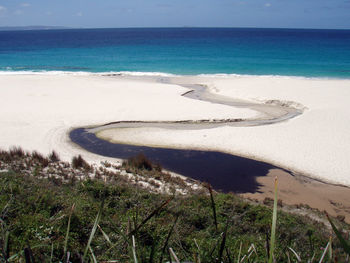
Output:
0,148,349,262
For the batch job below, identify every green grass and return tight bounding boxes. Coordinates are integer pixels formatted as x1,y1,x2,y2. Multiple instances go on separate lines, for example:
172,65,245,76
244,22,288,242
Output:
1,171,349,262
0,149,349,262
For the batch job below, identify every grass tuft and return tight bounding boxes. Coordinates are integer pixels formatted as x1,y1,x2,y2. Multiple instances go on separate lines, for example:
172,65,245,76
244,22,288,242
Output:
268,177,278,263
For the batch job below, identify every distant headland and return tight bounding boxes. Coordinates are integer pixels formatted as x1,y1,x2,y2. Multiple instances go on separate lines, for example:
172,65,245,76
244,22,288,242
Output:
0,25,72,31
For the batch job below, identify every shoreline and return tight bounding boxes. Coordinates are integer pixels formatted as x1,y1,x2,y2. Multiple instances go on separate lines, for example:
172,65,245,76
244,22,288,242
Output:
1,69,350,80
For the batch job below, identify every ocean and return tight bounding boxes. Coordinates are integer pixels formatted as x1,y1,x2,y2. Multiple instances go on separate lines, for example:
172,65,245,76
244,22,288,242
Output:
0,27,350,78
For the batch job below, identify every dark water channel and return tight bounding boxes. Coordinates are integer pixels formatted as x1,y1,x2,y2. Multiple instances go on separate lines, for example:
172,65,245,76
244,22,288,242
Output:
70,128,287,193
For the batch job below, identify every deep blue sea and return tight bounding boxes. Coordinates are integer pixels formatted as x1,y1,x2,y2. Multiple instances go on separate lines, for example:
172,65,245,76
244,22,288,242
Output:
0,28,350,78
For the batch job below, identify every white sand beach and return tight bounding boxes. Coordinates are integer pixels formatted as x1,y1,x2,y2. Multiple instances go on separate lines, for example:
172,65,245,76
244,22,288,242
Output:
0,73,255,163
1,73,350,188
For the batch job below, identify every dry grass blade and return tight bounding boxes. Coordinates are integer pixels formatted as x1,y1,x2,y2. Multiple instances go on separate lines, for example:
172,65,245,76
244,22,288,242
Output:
318,240,330,263
247,244,258,259
286,251,291,263
237,241,242,263
240,254,247,262
328,236,332,261
64,203,75,257
83,199,104,260
127,217,131,236
89,246,97,263
65,252,70,263
240,245,258,263
268,177,278,263
98,224,112,246
132,235,138,263
160,215,179,263
194,238,201,263
309,253,315,263
169,247,181,263
288,247,301,262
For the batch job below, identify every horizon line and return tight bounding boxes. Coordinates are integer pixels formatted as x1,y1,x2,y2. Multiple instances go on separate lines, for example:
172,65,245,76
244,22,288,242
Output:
1,25,350,31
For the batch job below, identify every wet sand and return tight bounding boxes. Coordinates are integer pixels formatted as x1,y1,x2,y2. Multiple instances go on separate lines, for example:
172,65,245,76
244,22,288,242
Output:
242,169,350,223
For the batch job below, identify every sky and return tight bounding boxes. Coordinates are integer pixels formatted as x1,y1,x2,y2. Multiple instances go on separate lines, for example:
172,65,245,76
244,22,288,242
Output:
0,0,349,29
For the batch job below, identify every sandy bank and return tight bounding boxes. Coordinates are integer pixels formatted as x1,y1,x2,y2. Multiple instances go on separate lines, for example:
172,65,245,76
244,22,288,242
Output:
242,168,350,223
98,75,350,187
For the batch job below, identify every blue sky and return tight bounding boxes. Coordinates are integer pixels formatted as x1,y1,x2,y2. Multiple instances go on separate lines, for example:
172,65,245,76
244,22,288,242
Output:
0,0,349,29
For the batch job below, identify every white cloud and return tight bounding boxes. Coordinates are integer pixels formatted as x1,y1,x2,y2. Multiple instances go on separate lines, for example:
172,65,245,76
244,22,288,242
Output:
265,3,271,7
0,5,7,16
76,11,83,17
20,3,31,8
14,9,23,15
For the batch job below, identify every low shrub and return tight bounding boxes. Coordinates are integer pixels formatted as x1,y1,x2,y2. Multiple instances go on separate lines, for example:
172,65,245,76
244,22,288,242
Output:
9,146,25,158
32,151,49,167
124,153,161,171
72,155,91,171
49,150,60,162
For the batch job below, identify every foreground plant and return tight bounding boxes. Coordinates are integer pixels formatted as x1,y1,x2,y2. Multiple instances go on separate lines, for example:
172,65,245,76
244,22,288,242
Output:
268,177,278,263
1,151,349,262
327,213,350,256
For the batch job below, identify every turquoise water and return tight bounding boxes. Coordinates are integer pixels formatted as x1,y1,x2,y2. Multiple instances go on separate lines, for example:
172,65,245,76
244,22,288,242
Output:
0,28,350,77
